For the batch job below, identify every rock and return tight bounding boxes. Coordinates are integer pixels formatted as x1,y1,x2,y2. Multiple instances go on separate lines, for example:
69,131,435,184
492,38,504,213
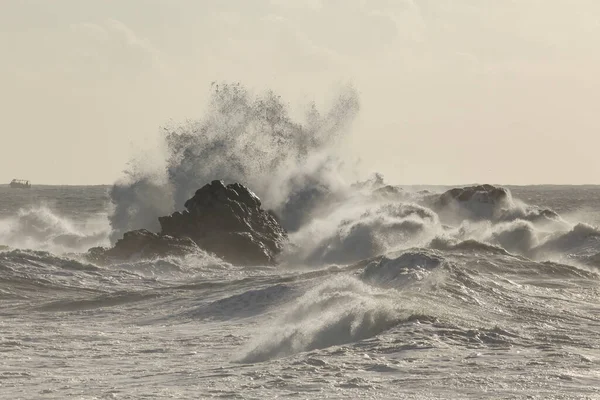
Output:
435,184,567,227
433,184,512,222
158,180,287,265
88,181,287,265
438,184,510,207
87,229,199,263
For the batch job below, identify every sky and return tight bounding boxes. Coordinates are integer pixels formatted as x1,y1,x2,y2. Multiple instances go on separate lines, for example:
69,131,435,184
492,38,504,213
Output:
1,0,599,185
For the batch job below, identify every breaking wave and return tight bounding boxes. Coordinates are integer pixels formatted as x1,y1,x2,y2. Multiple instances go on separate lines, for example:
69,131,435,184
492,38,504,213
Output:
2,83,599,276
239,275,412,363
108,82,360,243
0,206,109,253
97,82,600,270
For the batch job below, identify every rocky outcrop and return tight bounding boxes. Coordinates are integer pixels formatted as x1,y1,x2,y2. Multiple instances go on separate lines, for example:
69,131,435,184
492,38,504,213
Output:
434,184,566,227
87,229,200,263
438,184,510,207
158,180,287,265
432,184,513,222
88,181,288,266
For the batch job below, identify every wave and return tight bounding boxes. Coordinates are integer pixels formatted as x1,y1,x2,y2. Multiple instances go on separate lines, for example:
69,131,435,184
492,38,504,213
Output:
533,223,600,259
6,182,600,272
361,250,446,288
92,81,600,269
0,205,110,253
279,190,442,265
428,236,512,255
432,185,564,225
185,283,295,321
0,249,104,296
36,291,162,312
108,83,360,243
3,78,596,273
282,181,600,267
238,275,416,363
0,247,234,303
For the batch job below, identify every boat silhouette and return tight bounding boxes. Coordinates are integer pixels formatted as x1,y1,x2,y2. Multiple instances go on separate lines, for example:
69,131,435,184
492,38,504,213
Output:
10,179,31,189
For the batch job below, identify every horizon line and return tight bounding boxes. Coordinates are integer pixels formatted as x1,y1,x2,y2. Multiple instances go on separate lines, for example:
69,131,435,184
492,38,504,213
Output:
3,182,600,187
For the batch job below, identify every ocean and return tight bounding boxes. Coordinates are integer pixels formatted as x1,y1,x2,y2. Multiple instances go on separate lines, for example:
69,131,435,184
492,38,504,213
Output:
1,183,599,399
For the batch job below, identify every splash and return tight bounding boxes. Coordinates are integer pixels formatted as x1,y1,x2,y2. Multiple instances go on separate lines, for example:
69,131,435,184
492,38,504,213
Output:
288,201,441,265
239,276,409,363
0,205,110,253
109,82,360,243
104,81,600,268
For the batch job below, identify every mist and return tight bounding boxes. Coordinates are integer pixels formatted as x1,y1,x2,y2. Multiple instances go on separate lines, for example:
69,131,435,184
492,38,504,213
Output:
108,82,359,242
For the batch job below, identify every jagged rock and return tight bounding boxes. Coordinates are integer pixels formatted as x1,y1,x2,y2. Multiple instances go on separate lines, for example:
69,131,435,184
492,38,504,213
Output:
87,229,199,263
88,181,288,265
158,180,287,265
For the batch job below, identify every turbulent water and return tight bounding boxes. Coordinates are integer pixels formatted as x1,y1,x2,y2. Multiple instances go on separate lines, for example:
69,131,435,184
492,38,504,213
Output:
2,182,600,399
1,84,599,399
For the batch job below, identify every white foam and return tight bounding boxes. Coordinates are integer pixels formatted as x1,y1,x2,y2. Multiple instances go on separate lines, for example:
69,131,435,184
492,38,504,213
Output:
239,275,409,363
108,83,360,242
0,205,110,253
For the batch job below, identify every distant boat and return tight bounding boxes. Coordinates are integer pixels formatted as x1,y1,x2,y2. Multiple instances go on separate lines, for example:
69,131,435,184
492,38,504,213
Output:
9,179,31,189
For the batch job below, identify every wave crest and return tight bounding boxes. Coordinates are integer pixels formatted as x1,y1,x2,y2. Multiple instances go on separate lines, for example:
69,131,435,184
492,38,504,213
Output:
239,276,409,363
0,206,109,253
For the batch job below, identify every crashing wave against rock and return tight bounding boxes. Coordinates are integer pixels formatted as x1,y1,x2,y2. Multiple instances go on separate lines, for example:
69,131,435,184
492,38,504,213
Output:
435,184,564,227
87,229,199,263
439,184,510,207
89,179,583,266
89,180,287,265
435,184,512,222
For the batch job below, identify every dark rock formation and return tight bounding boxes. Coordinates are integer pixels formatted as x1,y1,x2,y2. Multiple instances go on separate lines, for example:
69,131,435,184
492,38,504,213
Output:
435,184,566,227
431,184,513,222
438,184,510,207
87,181,288,265
87,229,200,263
158,180,287,265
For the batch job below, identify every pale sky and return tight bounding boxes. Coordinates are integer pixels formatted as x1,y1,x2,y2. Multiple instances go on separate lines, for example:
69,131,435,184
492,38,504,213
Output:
1,0,599,185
